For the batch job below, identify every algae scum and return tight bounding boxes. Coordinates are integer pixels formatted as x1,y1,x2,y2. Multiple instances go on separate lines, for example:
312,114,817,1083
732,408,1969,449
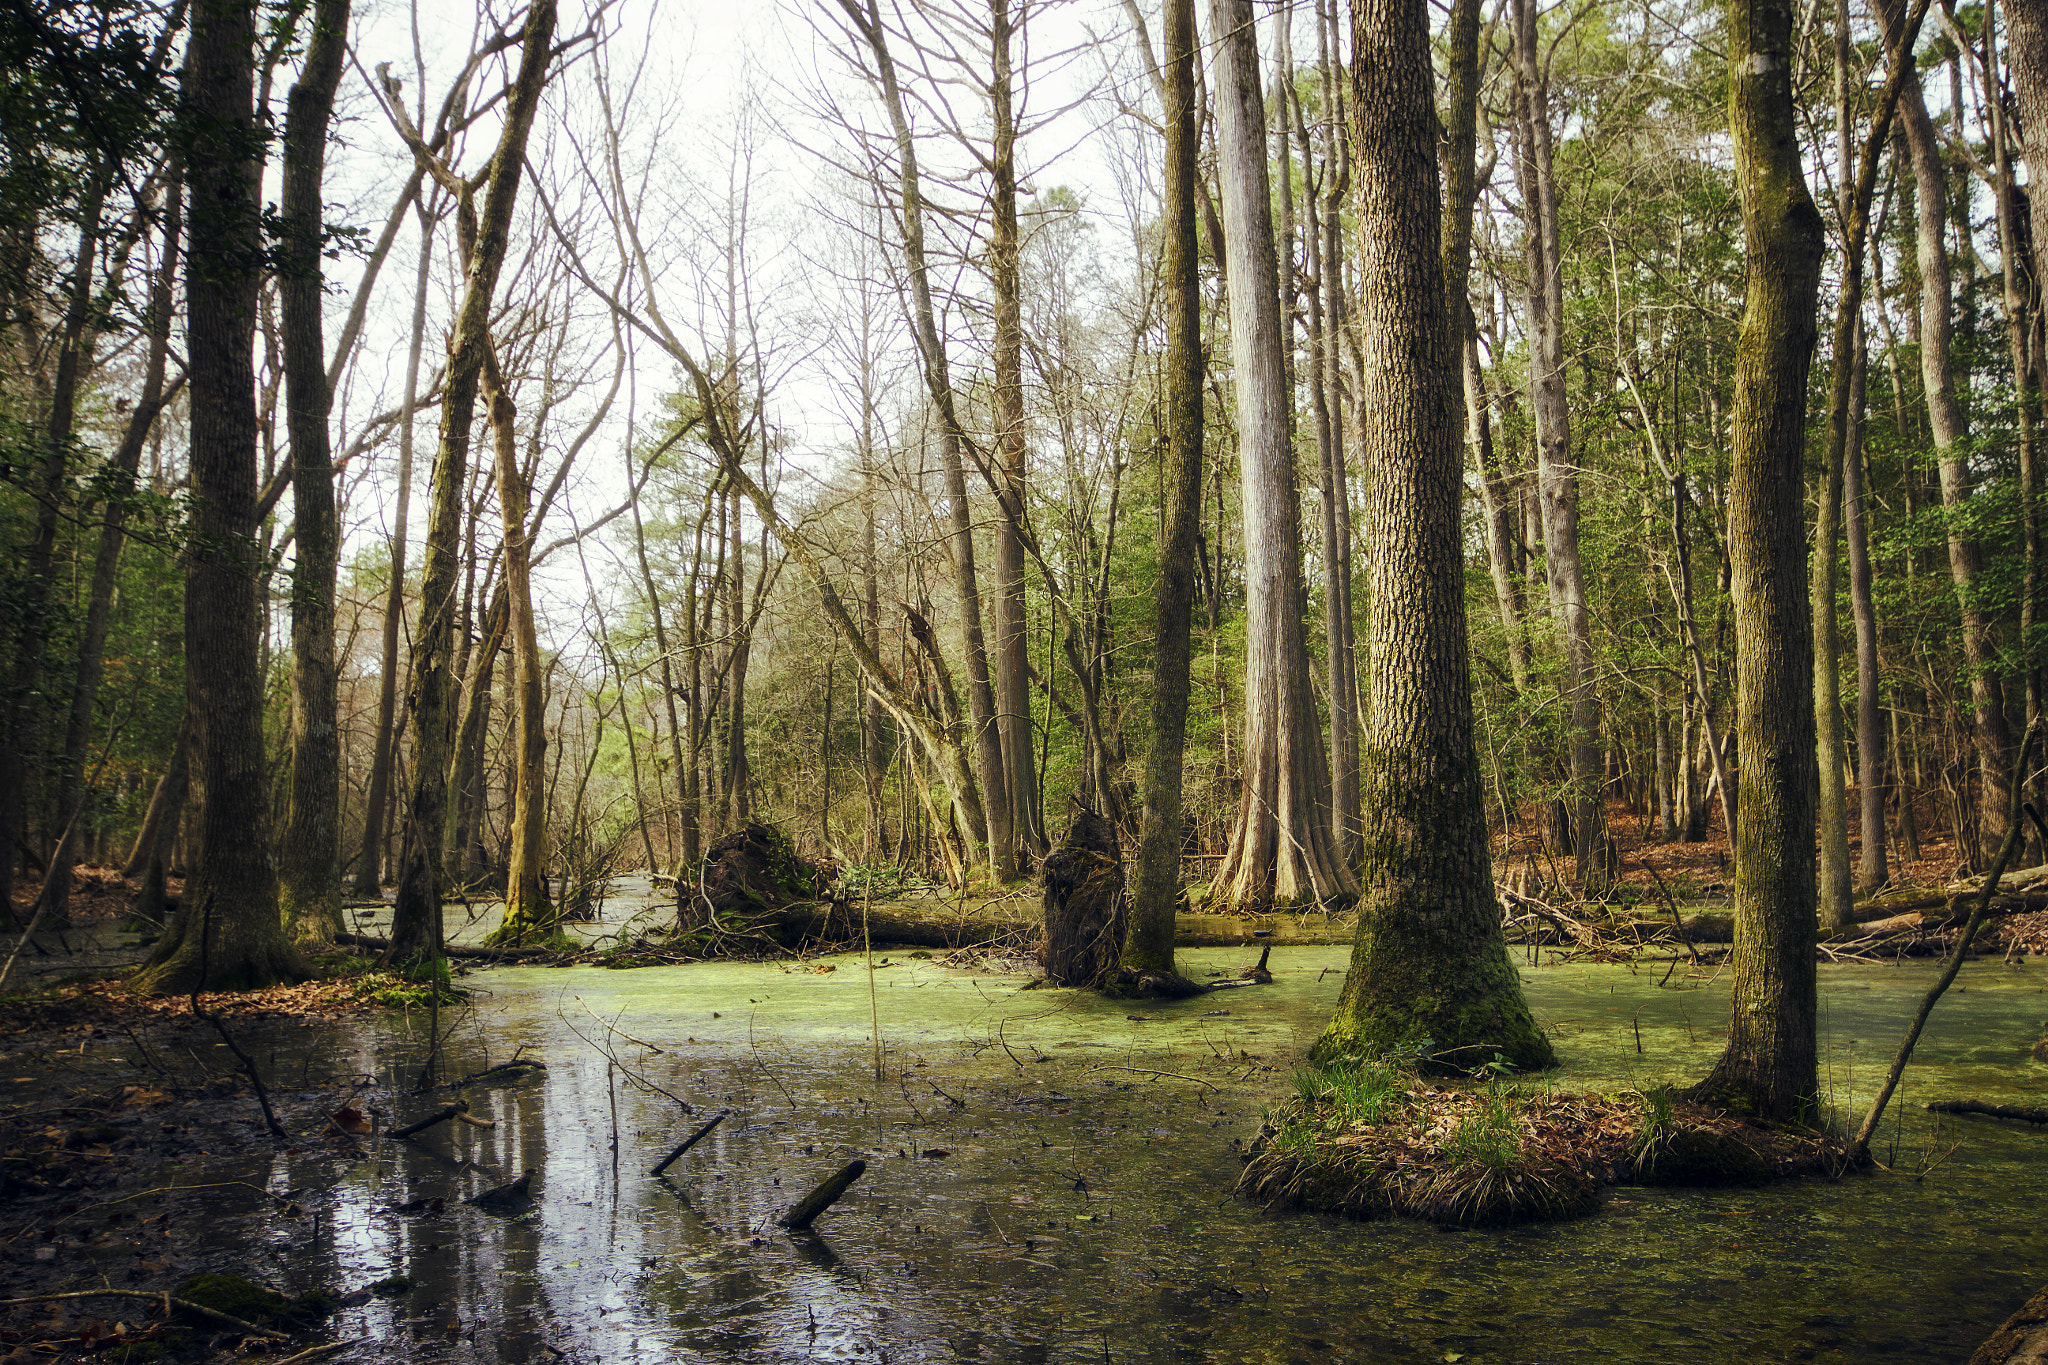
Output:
103,949,2048,1362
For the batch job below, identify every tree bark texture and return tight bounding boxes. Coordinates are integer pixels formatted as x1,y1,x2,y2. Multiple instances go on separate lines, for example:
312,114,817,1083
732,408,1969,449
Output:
137,0,302,994
1691,0,1823,1120
1123,0,1203,977
277,0,349,942
991,0,1043,863
1314,0,1551,1070
1207,0,1355,912
387,0,556,968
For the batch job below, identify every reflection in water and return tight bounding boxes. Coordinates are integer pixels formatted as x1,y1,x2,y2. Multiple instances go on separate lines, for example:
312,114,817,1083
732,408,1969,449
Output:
163,950,2046,1362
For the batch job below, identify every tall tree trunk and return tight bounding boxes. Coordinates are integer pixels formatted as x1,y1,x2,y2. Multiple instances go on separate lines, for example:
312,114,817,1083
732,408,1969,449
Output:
33,163,183,926
352,202,436,897
481,353,551,946
1207,0,1355,911
136,1,304,994
1846,321,1888,891
1885,0,2012,862
835,0,1006,878
277,0,349,942
1511,0,1604,888
385,0,556,969
991,0,1042,864
1123,0,1204,980
1690,0,1827,1120
1315,0,1551,1070
0,170,106,927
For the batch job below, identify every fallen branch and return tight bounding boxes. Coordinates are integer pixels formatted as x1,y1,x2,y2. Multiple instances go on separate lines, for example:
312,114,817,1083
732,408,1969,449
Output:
1927,1099,2048,1126
390,1098,493,1139
0,1290,288,1340
1087,1064,1219,1093
1850,725,2035,1164
650,1112,724,1176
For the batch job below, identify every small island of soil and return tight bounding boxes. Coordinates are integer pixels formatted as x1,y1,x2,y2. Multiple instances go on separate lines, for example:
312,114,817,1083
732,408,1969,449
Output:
1237,1060,1849,1227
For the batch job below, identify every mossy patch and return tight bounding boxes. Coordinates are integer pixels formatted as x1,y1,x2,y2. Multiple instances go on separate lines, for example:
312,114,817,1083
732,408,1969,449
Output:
1239,1065,1846,1228
174,1273,334,1330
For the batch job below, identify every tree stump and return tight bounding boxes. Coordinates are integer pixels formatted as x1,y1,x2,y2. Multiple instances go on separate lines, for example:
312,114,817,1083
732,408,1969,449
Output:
1040,810,1128,987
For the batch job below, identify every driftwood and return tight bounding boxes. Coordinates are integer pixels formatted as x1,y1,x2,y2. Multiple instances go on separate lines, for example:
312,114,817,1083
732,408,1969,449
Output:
779,1159,865,1230
650,1112,725,1176
1928,1099,2048,1126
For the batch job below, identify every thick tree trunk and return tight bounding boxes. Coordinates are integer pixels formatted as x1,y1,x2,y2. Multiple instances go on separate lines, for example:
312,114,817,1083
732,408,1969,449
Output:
386,0,556,969
1690,0,1826,1120
1123,0,1203,979
277,0,349,942
352,205,435,898
1313,0,1551,1071
136,2,303,994
1206,0,1355,912
991,0,1043,864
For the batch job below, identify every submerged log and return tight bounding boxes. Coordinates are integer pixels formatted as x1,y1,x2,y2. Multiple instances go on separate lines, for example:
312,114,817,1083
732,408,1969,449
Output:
1928,1099,2048,1126
1039,810,1128,988
779,1159,865,1230
390,1098,493,1139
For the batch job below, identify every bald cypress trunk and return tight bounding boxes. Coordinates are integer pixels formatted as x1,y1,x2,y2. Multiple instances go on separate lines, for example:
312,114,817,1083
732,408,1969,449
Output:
1123,0,1203,978
1206,0,1355,912
1690,0,1826,1120
1314,0,1551,1070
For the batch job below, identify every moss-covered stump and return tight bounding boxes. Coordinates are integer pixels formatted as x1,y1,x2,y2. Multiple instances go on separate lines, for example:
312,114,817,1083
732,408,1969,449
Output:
1040,811,1128,987
1237,1065,1847,1228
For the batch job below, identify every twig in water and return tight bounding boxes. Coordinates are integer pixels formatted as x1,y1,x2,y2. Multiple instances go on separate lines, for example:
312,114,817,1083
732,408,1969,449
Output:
1087,1064,1219,1093
189,894,288,1141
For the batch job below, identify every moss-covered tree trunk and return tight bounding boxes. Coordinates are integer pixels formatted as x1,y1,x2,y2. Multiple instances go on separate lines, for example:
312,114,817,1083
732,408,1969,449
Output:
385,0,555,969
136,0,304,995
1313,0,1551,1071
1206,0,1355,913
1688,0,1825,1120
277,0,349,943
1122,0,1202,980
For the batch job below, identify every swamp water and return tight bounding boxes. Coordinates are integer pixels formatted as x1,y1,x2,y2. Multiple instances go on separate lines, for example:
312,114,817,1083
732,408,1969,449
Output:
153,947,2046,1363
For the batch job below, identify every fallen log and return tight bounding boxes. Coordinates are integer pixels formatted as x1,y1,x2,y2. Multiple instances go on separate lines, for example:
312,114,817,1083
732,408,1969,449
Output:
0,1290,287,1341
779,1159,865,1230
1928,1099,2048,1126
331,931,555,962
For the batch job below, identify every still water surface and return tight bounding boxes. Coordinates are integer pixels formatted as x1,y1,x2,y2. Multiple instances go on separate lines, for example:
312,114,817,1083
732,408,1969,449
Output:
190,946,2046,1363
